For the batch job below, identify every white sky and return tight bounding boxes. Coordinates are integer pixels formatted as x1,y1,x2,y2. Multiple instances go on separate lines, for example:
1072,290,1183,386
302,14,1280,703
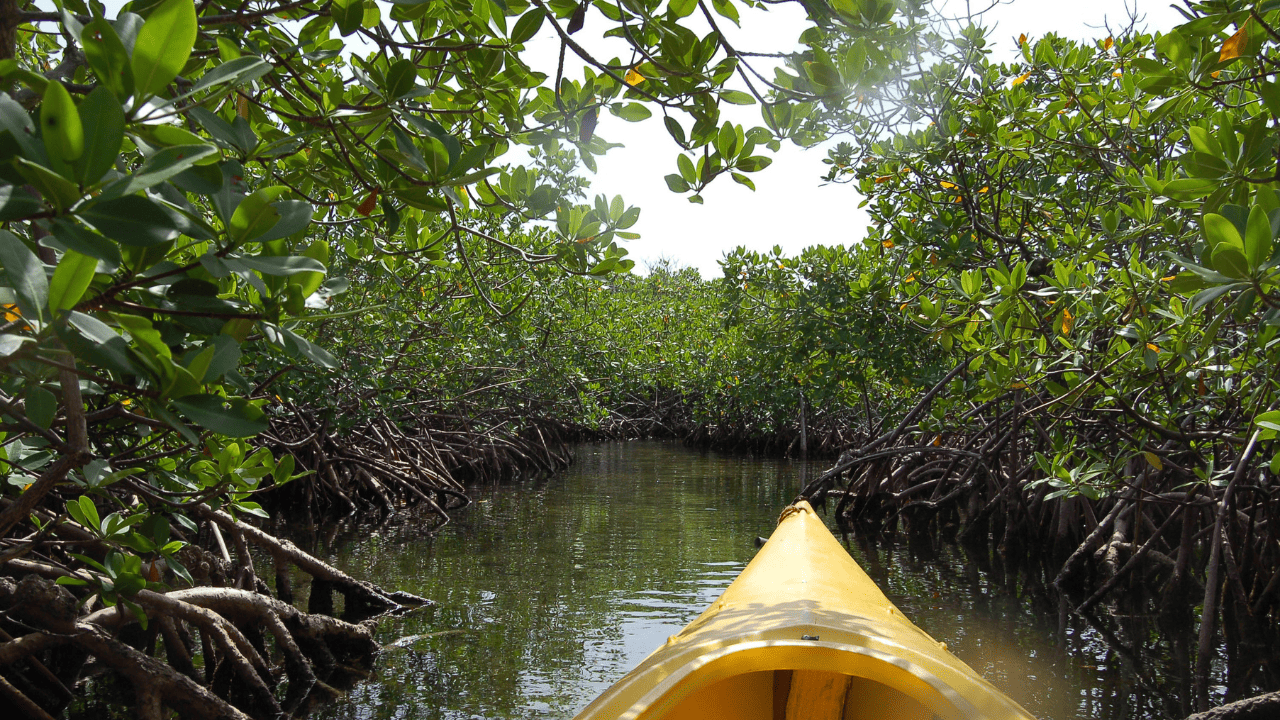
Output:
526,0,1189,278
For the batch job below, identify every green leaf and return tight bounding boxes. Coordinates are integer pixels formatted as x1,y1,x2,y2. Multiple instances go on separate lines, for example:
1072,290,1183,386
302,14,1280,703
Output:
710,0,739,25
611,102,652,122
422,136,450,178
230,255,325,276
78,194,182,247
384,59,418,101
253,201,314,243
50,219,122,270
664,174,690,193
332,0,365,36
0,334,33,357
803,61,842,90
1,59,50,94
48,250,97,313
510,9,546,43
233,500,270,518
1203,212,1243,249
1212,242,1250,279
189,107,249,152
668,0,697,17
81,19,134,100
0,186,44,221
1162,177,1216,200
1188,126,1223,158
74,86,126,187
279,326,338,368
288,240,330,297
100,145,218,200
0,230,48,324
78,496,101,534
664,116,686,145
14,157,82,211
1244,203,1273,270
229,190,282,242
60,311,149,378
1259,81,1280,118
41,81,84,165
131,0,198,98
736,155,772,172
25,385,56,428
677,153,696,183
192,55,272,92
172,394,268,437
720,90,755,105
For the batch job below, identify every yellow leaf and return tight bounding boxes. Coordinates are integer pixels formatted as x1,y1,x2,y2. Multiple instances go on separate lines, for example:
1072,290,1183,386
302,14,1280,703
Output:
1146,342,1160,353
1061,307,1073,334
1104,37,1114,51
1012,71,1031,87
978,186,989,193
1143,451,1163,471
1018,33,1027,45
932,435,941,446
904,274,915,283
1220,22,1249,62
2,304,20,322
120,398,132,407
1160,275,1176,282
1011,382,1027,390
874,175,891,183
624,68,645,86
939,180,957,189
236,93,249,119
881,240,895,248
1210,70,1222,79
1112,71,1123,77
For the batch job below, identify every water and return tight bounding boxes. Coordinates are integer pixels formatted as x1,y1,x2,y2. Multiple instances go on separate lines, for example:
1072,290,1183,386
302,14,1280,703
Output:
304,441,1213,720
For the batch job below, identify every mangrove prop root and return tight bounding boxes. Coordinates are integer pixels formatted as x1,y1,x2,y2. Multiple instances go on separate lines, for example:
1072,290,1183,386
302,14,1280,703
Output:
797,392,1280,710
261,404,580,520
1185,690,1280,720
1,488,421,720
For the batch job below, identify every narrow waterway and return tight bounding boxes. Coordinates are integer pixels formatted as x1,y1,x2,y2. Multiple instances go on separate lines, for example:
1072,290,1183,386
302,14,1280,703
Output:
302,441,1210,720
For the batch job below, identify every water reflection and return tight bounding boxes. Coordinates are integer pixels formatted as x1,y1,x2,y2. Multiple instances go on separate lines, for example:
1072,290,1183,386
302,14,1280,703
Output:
301,441,1220,720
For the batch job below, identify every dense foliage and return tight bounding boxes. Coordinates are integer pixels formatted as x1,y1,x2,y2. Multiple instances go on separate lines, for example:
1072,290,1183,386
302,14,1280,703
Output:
744,2,1280,712
6,0,1280,715
0,0,922,717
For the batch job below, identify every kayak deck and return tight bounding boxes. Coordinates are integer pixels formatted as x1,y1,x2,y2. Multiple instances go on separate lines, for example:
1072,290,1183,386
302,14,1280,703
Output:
651,667,941,720
574,502,1034,720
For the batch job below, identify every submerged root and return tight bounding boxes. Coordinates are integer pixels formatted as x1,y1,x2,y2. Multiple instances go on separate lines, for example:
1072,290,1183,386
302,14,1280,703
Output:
1,505,428,720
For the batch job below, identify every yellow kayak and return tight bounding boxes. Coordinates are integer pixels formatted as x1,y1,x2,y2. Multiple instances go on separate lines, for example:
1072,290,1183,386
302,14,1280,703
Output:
574,501,1035,720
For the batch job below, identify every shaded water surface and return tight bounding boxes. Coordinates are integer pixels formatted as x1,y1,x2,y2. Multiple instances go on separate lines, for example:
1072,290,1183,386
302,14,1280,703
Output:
305,442,1204,720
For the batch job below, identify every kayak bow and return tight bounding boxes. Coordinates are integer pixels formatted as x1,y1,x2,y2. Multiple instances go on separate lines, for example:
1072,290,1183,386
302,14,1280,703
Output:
574,501,1035,720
